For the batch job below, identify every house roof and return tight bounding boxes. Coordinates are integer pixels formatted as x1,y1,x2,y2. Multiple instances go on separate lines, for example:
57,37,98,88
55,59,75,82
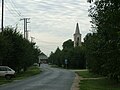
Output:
39,53,48,59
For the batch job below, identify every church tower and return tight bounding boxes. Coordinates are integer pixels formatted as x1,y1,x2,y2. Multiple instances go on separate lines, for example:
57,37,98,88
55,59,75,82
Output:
74,23,82,47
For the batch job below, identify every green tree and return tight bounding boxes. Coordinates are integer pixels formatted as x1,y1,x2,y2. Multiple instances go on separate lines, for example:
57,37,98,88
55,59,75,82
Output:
0,26,40,72
62,39,74,49
49,39,86,69
0,33,13,65
85,0,120,82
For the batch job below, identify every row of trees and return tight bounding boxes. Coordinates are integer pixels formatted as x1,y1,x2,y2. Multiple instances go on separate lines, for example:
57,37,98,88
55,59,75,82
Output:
49,0,120,82
84,0,120,82
0,27,40,72
48,39,86,69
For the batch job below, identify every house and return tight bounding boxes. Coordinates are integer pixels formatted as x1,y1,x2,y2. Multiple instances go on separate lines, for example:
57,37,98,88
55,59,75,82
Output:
39,52,48,63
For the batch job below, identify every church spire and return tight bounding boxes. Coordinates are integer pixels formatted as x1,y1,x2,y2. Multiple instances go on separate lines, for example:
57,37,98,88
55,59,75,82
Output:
75,23,80,34
74,23,82,47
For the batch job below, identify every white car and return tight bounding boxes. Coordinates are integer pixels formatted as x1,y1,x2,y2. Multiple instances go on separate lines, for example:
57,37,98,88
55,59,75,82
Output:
0,66,15,79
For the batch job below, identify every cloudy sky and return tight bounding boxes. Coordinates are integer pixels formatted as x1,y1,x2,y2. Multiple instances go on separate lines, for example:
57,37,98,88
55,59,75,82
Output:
0,0,91,56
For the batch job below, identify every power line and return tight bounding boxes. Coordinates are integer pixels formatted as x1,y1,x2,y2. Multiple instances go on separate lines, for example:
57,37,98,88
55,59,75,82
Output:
11,20,21,27
9,0,22,17
5,0,22,18
4,0,24,29
5,4,17,17
5,0,31,39
5,3,21,26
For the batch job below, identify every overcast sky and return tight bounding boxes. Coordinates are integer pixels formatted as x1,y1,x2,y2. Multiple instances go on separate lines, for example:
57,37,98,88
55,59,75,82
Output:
0,0,91,56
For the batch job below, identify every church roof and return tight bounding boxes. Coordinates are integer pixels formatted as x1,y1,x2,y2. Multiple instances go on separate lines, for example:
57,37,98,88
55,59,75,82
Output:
75,23,80,34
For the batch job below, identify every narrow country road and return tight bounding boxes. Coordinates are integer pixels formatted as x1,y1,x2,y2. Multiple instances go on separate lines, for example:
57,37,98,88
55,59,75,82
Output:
0,64,75,90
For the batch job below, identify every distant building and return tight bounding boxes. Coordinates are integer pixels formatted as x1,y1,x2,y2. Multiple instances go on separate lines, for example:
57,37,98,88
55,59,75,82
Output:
39,52,48,63
73,23,82,47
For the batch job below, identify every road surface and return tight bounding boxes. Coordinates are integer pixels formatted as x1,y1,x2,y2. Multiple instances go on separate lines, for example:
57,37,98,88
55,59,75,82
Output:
0,64,75,90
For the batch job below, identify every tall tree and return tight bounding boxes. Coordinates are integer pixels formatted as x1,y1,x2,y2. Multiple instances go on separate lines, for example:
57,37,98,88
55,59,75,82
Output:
49,39,86,69
85,0,120,81
62,39,74,49
0,26,40,72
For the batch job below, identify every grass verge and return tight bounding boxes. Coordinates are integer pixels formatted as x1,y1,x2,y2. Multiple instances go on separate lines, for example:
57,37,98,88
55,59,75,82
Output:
0,77,12,85
76,70,101,78
0,66,41,85
77,70,120,90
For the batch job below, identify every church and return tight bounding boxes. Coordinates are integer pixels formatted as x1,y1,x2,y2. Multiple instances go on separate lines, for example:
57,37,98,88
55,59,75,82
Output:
73,23,82,47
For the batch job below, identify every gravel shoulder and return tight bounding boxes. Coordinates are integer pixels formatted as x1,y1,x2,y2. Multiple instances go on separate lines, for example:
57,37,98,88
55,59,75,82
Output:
71,73,80,90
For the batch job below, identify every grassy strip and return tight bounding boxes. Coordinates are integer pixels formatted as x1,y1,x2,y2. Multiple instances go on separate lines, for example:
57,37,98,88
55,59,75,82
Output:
15,66,41,79
0,77,12,85
0,66,41,85
77,70,120,90
76,70,101,78
80,79,120,90
50,65,59,68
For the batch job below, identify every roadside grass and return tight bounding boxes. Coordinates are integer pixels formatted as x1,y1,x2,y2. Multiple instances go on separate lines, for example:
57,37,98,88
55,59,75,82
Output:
15,66,41,79
0,77,12,85
77,70,120,90
49,64,63,68
80,79,120,90
0,66,41,85
50,65,59,68
76,70,101,78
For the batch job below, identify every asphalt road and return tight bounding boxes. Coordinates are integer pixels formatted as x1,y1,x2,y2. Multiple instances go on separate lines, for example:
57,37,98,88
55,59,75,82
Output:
0,64,75,90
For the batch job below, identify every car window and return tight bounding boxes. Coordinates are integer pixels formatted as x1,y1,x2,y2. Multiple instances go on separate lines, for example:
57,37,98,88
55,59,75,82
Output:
0,67,7,71
7,68,12,71
0,68,2,71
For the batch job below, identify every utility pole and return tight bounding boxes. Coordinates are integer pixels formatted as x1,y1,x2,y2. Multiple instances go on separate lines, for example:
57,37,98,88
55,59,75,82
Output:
25,18,30,40
24,18,26,38
31,36,35,43
20,18,30,39
1,0,4,32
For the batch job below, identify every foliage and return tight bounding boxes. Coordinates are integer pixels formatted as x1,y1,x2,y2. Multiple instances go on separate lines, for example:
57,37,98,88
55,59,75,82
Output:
84,0,120,82
76,70,101,78
48,39,86,69
0,27,40,72
62,39,74,49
